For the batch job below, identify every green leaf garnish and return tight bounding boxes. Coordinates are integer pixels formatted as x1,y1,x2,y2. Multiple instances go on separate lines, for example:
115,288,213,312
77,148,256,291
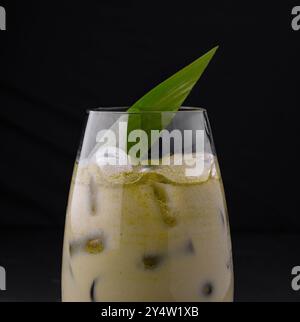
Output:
126,46,218,155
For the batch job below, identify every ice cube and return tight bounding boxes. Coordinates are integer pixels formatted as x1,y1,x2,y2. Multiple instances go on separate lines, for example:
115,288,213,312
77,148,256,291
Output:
152,153,216,184
152,182,178,227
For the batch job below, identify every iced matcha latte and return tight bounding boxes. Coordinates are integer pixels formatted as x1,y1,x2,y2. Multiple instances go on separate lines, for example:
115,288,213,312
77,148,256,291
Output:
62,48,233,302
62,152,233,302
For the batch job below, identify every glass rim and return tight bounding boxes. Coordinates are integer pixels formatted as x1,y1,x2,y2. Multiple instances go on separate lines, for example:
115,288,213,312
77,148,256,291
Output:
87,106,207,114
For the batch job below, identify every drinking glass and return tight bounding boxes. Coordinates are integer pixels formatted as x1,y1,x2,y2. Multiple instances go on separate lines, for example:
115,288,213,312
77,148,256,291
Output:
62,107,233,302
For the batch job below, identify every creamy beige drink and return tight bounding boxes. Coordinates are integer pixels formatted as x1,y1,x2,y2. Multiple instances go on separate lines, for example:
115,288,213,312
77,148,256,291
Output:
62,154,233,302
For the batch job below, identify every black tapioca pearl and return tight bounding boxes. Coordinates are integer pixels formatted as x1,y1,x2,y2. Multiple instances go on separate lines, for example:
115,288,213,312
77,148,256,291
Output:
142,254,163,270
85,238,104,254
184,240,195,254
90,279,98,302
201,282,214,297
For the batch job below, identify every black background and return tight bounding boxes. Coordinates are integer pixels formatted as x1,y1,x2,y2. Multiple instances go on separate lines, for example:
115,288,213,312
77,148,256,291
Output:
0,0,300,301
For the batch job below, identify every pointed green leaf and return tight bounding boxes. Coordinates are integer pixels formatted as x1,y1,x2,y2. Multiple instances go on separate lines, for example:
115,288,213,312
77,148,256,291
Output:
129,46,218,112
127,46,218,155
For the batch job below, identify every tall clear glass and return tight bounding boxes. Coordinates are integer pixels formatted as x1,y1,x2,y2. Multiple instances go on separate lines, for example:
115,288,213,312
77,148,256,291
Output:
62,107,233,302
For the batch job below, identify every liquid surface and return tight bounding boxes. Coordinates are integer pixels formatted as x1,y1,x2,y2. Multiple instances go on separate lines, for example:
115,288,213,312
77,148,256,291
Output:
62,154,233,302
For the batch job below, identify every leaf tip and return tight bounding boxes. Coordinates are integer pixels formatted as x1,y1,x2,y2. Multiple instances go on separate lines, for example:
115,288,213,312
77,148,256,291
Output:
207,45,219,57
